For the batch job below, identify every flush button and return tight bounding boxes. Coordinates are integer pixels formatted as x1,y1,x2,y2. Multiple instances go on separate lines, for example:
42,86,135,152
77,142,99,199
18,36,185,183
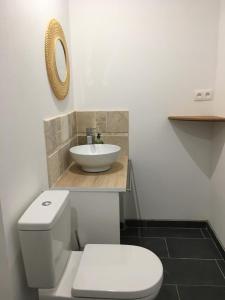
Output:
42,201,52,206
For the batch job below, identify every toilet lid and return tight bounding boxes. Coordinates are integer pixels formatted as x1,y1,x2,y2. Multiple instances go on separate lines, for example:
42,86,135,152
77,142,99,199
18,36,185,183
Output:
72,244,163,299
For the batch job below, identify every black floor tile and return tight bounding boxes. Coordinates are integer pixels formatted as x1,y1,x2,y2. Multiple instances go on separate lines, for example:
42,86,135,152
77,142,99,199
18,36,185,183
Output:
120,236,139,245
120,227,141,237
217,260,225,277
125,220,206,228
121,236,168,258
140,227,203,238
178,286,225,300
155,285,179,300
162,258,225,285
167,238,222,259
202,228,211,238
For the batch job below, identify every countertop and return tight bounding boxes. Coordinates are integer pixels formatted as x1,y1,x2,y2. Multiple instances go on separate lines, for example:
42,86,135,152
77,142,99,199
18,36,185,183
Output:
53,156,128,192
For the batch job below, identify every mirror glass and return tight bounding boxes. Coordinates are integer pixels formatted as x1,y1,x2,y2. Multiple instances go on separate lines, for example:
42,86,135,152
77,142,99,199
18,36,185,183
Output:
55,39,67,82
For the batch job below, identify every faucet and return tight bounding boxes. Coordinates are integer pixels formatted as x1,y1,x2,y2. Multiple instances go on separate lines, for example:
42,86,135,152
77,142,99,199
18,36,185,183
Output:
86,128,95,144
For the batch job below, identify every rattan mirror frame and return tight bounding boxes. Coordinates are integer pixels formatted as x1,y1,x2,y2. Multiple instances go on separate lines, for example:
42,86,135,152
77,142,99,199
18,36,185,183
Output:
45,19,70,100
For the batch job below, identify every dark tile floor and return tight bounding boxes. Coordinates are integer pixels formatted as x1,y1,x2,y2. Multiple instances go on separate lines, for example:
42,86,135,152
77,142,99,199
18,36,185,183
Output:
121,226,225,300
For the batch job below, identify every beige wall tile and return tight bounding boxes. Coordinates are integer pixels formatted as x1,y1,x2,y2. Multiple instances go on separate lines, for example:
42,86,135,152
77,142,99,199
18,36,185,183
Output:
47,152,60,187
96,111,107,133
60,115,70,144
62,137,77,170
78,135,86,145
44,120,55,155
106,111,129,133
54,116,61,131
77,111,96,133
59,142,72,171
69,111,77,138
53,117,62,149
71,135,78,147
47,136,78,187
44,118,60,155
103,135,129,156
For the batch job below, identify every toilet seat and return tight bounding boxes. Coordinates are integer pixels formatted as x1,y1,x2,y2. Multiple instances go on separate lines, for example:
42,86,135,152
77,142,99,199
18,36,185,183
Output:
39,244,163,300
72,244,163,299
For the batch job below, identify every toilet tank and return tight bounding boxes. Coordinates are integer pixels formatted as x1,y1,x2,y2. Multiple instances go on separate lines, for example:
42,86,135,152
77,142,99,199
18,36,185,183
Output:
18,190,71,289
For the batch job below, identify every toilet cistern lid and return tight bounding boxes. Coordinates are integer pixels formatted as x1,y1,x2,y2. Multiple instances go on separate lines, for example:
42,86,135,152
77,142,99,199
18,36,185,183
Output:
72,244,163,299
18,190,69,231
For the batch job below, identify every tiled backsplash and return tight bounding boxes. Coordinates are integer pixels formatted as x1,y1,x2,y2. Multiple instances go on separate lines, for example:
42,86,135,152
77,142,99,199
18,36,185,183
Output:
76,111,129,156
44,111,77,187
44,110,129,187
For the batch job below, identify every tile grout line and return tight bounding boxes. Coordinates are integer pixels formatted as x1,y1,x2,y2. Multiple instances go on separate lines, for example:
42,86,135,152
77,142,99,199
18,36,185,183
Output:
160,237,208,240
176,285,181,300
215,259,225,280
47,135,77,157
121,235,208,240
207,224,225,259
202,228,211,238
200,228,206,239
121,235,206,239
176,284,225,287
141,236,166,240
125,225,203,229
209,233,224,259
158,257,223,261
164,238,170,258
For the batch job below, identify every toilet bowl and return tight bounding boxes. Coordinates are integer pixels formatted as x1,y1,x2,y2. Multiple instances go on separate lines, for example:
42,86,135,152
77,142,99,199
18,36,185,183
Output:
18,191,163,300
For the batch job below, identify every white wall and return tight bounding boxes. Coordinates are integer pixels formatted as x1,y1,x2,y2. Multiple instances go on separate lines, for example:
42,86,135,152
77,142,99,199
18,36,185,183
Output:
69,0,220,220
0,1,73,299
210,0,225,248
0,202,12,300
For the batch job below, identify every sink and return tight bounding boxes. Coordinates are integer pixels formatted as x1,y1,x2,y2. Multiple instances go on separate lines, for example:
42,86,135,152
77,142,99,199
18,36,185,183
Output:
70,144,121,172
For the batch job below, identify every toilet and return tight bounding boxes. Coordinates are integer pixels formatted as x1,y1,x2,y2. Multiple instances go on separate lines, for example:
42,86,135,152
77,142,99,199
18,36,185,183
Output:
18,190,163,300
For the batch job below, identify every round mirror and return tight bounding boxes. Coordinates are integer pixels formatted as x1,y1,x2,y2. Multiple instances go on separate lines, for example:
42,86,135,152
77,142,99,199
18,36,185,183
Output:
55,39,67,82
45,19,70,100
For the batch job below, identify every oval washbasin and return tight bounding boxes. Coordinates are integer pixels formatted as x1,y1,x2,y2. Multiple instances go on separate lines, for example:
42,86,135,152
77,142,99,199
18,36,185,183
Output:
70,144,121,172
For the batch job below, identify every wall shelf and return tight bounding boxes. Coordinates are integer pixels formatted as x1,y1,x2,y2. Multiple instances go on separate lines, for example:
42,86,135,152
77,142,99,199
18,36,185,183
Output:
168,116,225,122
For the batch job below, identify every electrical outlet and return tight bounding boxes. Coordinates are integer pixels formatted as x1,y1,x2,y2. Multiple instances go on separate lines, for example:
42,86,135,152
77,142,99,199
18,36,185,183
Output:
194,89,204,101
203,89,213,101
194,89,213,101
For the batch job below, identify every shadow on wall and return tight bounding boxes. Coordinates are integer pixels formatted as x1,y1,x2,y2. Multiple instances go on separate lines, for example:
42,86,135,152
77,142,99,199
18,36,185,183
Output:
71,207,80,250
120,190,138,221
169,121,225,178
211,123,225,175
52,90,72,113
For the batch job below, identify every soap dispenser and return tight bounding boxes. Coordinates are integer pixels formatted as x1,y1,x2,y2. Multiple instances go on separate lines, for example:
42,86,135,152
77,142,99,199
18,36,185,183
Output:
95,132,104,144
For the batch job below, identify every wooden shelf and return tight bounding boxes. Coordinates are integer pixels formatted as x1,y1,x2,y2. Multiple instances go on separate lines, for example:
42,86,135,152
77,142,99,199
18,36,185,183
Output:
168,116,225,122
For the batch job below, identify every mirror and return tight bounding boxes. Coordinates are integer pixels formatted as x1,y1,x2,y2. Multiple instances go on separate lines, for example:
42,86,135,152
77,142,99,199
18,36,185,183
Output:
45,19,70,100
55,39,67,82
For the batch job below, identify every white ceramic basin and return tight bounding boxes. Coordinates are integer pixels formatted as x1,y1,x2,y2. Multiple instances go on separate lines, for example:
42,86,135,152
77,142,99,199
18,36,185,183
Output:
70,144,121,172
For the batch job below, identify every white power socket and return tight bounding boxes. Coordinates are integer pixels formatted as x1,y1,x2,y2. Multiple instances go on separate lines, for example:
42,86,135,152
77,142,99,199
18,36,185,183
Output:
204,89,213,100
194,89,213,101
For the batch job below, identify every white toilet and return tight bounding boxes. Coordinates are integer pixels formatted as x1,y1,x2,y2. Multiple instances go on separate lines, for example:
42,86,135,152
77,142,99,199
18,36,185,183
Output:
18,190,163,300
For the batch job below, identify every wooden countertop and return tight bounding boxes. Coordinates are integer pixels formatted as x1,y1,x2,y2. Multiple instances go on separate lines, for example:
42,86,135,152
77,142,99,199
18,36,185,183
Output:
54,156,128,192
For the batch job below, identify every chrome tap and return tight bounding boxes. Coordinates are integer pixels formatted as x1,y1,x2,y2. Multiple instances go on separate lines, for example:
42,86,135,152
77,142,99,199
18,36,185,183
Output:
86,128,95,144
